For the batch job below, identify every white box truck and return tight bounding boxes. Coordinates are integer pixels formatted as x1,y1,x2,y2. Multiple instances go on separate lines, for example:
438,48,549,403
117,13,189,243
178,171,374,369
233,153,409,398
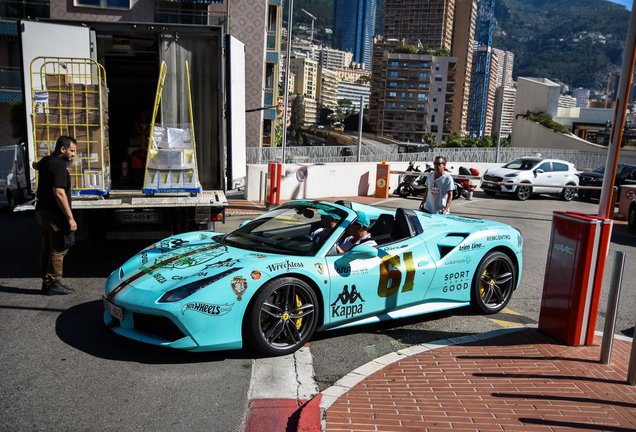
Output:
19,20,246,239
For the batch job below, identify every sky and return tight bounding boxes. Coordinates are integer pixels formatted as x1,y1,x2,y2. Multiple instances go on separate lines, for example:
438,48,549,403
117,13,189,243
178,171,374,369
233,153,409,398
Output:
609,0,632,10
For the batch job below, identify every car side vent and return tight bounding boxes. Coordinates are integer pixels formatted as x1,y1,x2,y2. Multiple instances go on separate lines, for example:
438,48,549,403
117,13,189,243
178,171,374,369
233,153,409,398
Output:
437,234,469,258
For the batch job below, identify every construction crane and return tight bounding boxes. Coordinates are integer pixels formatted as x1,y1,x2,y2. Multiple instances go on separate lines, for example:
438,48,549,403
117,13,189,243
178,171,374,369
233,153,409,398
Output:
469,0,495,139
302,8,316,42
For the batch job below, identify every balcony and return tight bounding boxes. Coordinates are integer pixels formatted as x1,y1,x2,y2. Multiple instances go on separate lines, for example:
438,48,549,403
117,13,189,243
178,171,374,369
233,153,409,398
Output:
0,67,22,90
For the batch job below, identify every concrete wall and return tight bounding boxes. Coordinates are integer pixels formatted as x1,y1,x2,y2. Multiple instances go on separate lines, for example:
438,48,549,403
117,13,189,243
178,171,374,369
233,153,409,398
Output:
244,161,497,201
515,77,561,118
512,117,612,152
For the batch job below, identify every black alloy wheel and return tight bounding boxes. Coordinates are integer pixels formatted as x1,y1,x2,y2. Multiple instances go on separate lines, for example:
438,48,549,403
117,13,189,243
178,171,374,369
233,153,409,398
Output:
515,184,532,201
471,251,516,314
245,277,319,356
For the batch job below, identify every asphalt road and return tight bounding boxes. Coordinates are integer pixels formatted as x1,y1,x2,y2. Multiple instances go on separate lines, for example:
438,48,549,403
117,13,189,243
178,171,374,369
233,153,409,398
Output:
1,192,634,431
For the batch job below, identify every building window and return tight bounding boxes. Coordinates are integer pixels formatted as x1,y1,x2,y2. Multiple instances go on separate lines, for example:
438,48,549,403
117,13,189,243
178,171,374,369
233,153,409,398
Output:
431,125,438,132
418,94,426,101
389,71,398,79
419,83,427,89
433,94,437,102
389,81,397,88
76,0,130,8
388,91,397,98
434,104,438,112
437,84,442,91
390,61,399,68
431,115,436,123
435,63,440,71
419,73,428,80
420,62,429,68
434,74,443,81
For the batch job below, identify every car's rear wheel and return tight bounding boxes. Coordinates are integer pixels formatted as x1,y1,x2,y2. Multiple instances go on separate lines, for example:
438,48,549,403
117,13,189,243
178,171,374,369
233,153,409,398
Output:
245,277,319,356
561,185,576,201
515,184,532,201
629,203,636,230
471,251,516,314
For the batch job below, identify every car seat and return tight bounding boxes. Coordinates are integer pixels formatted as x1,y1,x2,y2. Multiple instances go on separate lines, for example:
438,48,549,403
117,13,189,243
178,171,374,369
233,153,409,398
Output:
369,213,395,245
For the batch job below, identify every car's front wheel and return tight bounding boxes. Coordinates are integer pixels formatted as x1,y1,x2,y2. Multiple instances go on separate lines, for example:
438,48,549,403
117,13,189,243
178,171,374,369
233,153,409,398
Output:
515,184,532,201
471,251,516,314
561,185,576,201
245,277,319,356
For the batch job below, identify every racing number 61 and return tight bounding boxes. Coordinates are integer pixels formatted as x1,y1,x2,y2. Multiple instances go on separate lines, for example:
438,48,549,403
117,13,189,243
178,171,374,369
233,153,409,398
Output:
378,252,416,298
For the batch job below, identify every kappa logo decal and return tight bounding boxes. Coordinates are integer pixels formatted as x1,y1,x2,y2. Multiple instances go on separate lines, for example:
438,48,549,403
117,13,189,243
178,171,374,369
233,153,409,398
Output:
331,285,365,319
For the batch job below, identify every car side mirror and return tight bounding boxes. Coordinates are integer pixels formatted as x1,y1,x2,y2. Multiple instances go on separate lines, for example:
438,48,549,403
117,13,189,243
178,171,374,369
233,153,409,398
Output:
534,169,544,174
335,244,378,266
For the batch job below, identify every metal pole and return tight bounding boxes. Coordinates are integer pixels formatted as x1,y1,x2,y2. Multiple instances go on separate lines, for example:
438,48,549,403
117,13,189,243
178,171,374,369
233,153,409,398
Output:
357,95,363,162
599,0,636,218
281,0,294,164
600,252,626,365
628,316,636,385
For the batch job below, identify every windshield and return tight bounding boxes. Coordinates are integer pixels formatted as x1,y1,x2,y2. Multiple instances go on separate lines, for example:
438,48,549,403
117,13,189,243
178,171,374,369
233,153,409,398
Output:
221,202,348,256
502,159,540,170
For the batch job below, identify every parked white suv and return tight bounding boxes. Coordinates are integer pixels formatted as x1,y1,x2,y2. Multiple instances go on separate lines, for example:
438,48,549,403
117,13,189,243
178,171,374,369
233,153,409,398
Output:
481,157,579,201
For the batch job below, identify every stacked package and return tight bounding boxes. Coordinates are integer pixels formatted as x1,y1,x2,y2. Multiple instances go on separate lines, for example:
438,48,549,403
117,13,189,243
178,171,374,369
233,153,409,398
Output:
33,69,110,195
143,125,201,193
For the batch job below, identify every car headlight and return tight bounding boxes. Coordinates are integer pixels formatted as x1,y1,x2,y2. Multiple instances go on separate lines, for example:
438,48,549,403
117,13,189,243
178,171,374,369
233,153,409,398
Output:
158,268,242,303
504,172,520,177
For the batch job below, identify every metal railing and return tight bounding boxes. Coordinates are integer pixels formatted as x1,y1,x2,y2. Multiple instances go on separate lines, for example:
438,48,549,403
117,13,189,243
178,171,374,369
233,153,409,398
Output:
246,145,636,169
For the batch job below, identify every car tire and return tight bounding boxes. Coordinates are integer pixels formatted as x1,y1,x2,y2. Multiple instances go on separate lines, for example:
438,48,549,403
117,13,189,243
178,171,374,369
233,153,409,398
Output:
483,190,496,196
245,277,319,356
515,184,532,201
561,185,576,201
629,203,636,230
471,251,516,314
6,192,14,211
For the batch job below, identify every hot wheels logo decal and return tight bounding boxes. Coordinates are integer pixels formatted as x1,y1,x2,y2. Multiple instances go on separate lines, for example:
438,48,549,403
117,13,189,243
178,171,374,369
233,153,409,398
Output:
182,302,233,316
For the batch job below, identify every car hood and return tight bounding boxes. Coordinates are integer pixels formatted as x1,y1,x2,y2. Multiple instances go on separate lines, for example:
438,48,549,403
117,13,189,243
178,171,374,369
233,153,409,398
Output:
112,231,278,294
579,171,603,180
485,167,527,178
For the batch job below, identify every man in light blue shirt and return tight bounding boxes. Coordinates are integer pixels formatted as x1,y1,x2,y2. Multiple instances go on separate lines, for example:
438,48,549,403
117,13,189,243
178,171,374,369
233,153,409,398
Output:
419,156,455,215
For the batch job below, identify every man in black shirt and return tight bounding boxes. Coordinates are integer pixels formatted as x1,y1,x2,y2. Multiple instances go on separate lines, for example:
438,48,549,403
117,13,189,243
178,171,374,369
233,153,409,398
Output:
35,136,77,295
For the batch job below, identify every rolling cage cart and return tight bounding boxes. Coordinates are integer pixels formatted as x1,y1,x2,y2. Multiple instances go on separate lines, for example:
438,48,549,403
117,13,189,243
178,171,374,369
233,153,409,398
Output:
142,61,202,194
31,57,110,195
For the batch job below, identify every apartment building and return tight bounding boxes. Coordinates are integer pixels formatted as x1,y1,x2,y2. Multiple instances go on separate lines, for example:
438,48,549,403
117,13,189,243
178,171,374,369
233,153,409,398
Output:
369,41,458,143
468,49,498,137
318,67,339,111
337,82,371,110
290,57,318,99
319,48,354,70
492,86,516,139
451,0,477,135
384,0,456,51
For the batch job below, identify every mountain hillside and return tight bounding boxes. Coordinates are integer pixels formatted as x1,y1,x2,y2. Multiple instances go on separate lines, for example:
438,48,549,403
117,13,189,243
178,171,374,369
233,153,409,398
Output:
493,0,630,90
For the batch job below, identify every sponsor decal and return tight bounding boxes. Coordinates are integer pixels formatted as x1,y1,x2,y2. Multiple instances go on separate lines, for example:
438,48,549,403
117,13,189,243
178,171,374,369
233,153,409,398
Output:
182,302,233,316
199,233,210,240
421,223,448,229
266,261,304,272
443,271,471,293
458,242,485,252
331,285,365,319
203,258,240,269
487,234,511,241
446,216,485,224
153,244,228,270
444,256,471,266
554,244,574,255
141,251,149,266
231,276,248,301
517,234,523,248
315,263,324,274
153,273,167,284
250,270,262,280
246,253,267,259
383,244,407,251
172,272,208,281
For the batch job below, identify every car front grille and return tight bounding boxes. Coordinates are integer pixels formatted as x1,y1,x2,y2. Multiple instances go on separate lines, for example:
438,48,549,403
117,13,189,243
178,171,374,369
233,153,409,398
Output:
133,313,186,342
484,174,503,182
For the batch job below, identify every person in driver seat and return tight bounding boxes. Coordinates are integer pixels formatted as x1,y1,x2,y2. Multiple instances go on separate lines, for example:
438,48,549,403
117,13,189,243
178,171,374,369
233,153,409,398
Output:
311,210,340,245
337,210,377,253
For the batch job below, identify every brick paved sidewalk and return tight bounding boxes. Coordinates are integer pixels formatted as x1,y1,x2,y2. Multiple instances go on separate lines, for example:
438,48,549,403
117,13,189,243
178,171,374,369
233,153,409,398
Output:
324,328,636,432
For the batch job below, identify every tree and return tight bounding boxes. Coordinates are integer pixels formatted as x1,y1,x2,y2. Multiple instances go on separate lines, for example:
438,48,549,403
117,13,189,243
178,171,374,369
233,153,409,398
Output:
423,132,437,147
394,45,418,54
357,75,371,84
274,123,283,147
290,96,305,142
444,131,464,148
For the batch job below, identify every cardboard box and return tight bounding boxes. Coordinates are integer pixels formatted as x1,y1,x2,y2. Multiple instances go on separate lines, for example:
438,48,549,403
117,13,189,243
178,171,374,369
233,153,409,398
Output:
84,85,109,109
73,126,102,144
67,83,86,107
46,74,73,88
35,126,68,141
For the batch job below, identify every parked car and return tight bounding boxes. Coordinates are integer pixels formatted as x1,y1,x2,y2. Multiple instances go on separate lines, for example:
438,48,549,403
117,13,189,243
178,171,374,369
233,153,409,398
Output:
103,200,523,356
578,164,636,201
0,143,32,210
481,157,579,201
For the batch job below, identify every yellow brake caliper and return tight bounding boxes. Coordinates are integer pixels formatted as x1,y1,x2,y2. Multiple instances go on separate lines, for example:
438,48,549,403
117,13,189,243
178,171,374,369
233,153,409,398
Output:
295,295,303,329
480,269,488,298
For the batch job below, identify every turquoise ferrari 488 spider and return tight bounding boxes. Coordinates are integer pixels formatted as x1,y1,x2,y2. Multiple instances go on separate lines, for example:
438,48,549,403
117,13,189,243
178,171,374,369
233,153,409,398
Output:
103,200,523,356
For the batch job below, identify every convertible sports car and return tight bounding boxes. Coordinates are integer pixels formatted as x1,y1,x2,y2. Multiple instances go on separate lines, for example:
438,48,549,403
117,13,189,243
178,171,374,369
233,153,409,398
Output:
103,200,523,356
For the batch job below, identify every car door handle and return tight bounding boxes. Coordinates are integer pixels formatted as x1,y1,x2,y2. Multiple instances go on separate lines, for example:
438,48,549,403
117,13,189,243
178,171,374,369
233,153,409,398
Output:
417,259,429,267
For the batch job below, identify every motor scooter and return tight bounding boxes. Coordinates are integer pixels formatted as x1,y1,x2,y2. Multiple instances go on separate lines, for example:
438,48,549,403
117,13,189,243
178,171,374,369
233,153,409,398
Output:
455,166,480,198
395,161,431,197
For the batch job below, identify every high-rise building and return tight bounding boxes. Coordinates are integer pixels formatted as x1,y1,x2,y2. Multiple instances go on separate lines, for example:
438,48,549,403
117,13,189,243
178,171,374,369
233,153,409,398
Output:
290,57,319,99
369,39,457,144
573,88,591,108
337,82,371,110
468,50,498,137
492,86,516,139
384,0,456,51
380,0,476,136
491,48,514,88
318,67,339,112
333,0,377,70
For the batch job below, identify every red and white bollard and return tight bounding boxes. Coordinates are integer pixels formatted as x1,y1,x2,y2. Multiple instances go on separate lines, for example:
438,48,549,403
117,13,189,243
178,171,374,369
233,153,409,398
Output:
466,182,476,200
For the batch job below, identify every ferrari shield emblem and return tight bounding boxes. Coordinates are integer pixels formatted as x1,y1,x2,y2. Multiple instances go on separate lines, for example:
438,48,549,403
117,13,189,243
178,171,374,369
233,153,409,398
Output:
231,276,248,301
315,263,324,274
